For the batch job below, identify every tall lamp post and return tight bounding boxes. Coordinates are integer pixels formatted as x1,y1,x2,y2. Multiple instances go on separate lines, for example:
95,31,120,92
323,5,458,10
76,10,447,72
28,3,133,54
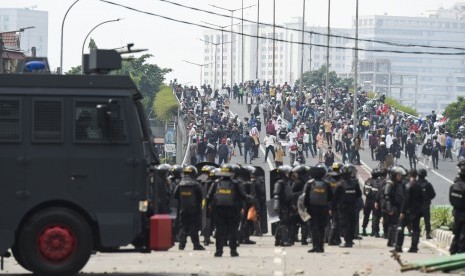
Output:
60,0,80,74
210,3,255,86
273,0,276,84
0,26,34,73
299,0,306,95
256,0,260,80
325,0,331,120
183,60,214,88
201,21,239,87
81,18,123,73
353,0,359,137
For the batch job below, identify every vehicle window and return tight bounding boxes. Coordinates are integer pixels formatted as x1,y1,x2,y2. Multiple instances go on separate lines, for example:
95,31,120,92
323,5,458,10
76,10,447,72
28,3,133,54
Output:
0,98,21,142
74,101,127,143
32,99,63,142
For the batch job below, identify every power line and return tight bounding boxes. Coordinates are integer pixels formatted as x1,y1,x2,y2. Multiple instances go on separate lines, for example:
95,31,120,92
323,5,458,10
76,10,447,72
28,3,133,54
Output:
98,0,465,55
155,0,465,52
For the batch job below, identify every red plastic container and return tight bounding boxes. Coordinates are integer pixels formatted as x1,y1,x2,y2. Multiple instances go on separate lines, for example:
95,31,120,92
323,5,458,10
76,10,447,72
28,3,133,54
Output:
149,214,172,251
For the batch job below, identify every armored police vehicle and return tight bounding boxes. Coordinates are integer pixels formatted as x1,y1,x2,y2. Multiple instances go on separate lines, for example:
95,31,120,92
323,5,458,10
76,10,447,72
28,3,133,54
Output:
0,49,170,275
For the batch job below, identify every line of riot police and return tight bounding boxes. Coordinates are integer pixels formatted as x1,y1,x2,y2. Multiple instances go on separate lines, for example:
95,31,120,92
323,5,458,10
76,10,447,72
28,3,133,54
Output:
271,162,363,253
154,162,267,257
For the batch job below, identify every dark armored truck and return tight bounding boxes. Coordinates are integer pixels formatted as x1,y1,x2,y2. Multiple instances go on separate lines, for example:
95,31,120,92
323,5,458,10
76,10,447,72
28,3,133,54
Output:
0,50,171,275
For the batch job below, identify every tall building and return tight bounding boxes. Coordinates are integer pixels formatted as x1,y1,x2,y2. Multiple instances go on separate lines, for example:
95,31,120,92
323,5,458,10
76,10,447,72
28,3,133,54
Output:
201,3,465,114
0,8,48,57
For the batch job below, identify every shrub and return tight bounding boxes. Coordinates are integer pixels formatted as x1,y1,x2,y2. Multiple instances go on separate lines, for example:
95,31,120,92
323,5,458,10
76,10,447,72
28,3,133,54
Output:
427,205,454,231
152,86,179,122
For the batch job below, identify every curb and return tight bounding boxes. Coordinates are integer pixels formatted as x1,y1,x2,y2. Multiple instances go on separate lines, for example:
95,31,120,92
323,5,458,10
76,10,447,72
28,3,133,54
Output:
433,229,454,250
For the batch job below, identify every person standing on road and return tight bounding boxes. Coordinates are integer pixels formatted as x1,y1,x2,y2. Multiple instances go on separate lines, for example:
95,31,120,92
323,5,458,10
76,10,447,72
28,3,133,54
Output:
243,131,254,164
332,164,362,248
264,133,276,163
449,160,465,254
304,164,333,253
275,142,285,168
173,165,205,251
362,169,381,237
369,131,378,161
418,169,436,239
207,164,249,257
383,166,406,247
394,169,422,253
217,138,229,166
421,139,433,170
324,146,335,168
316,130,325,162
273,165,294,247
324,119,333,146
405,137,417,170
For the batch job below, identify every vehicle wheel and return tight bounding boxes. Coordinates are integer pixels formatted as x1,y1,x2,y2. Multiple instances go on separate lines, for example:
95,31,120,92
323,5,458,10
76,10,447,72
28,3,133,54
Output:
11,243,30,270
18,208,93,276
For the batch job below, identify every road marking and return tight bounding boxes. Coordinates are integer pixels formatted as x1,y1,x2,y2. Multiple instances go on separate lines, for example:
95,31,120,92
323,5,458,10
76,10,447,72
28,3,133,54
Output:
421,240,450,255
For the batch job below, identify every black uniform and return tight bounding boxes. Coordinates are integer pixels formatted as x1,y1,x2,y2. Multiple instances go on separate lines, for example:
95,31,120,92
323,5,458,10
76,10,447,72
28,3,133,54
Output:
383,179,405,247
173,175,204,250
395,179,423,253
362,176,382,237
207,176,248,257
291,177,310,245
273,178,293,246
304,179,333,252
239,178,257,244
449,175,465,254
418,177,436,239
326,173,342,245
332,176,362,247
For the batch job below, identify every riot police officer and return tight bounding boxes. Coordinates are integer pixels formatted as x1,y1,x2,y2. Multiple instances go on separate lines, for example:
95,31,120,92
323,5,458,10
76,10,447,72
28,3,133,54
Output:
383,166,407,247
332,164,362,248
197,165,215,246
450,160,465,254
273,165,294,247
239,165,258,245
170,164,184,242
304,163,332,253
207,164,249,257
362,169,381,237
327,162,343,245
374,169,389,238
173,165,205,251
156,164,173,215
290,165,310,245
394,169,423,253
418,169,436,240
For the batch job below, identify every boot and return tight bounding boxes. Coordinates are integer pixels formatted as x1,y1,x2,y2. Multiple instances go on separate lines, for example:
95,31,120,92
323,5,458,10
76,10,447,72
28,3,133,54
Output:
230,248,239,257
394,226,404,252
214,251,223,257
362,228,367,236
426,231,432,240
409,232,420,253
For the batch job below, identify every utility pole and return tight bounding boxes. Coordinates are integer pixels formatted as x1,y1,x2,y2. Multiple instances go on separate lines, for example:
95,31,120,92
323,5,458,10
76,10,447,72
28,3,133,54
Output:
272,0,276,85
256,0,260,80
299,0,306,95
325,0,331,120
353,0,359,137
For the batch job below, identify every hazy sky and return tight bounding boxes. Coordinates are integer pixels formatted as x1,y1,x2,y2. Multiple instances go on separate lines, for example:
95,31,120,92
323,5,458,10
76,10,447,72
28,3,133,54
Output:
4,0,458,84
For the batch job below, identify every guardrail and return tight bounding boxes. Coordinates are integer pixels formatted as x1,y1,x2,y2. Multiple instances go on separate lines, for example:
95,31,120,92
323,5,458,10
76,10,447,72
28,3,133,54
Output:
172,89,191,166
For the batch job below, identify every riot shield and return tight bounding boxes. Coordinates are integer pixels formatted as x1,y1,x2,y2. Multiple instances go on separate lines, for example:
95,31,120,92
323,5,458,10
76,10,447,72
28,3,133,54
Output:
194,162,219,239
269,168,280,235
150,167,171,216
254,166,268,234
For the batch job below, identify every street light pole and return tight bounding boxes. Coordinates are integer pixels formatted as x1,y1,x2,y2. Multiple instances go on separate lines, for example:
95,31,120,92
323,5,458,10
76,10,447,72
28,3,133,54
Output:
299,0,306,95
199,39,231,90
183,60,214,88
241,0,244,84
353,0,359,137
60,0,80,74
325,0,331,120
210,4,255,86
273,0,276,85
256,0,260,80
81,18,123,74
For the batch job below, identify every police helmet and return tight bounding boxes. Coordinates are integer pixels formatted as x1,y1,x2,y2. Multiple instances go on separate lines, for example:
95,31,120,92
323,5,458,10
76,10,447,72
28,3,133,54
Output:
332,162,343,173
201,165,214,174
218,164,235,177
390,166,407,179
230,164,241,175
244,165,257,177
157,163,172,173
379,168,388,177
341,164,357,178
210,168,221,178
371,168,380,178
292,165,308,176
458,160,465,175
309,163,327,179
418,168,427,178
277,165,293,177
183,165,198,176
171,164,183,179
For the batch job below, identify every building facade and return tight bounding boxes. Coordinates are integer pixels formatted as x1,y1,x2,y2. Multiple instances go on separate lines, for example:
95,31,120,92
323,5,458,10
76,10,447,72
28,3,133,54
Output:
0,8,48,57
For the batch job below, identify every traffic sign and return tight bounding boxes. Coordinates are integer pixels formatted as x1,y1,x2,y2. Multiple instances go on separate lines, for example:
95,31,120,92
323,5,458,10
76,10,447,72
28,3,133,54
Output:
164,144,176,153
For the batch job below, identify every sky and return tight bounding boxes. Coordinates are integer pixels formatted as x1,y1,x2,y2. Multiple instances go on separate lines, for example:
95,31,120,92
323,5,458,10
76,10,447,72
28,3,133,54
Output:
3,0,458,84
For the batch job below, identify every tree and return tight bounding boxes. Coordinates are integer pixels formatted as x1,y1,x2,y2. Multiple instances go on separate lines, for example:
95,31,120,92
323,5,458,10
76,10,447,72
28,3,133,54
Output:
152,86,179,122
118,54,172,111
65,38,98,75
296,64,354,88
443,96,465,133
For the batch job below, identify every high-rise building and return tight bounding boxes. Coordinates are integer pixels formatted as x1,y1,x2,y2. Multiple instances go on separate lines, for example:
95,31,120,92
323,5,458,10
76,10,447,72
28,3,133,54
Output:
0,8,48,57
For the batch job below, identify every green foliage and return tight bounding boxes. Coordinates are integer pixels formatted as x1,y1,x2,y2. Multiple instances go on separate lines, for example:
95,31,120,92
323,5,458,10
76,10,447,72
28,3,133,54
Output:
426,205,454,231
297,65,354,88
152,86,179,122
65,65,81,75
117,54,172,110
385,97,419,117
443,96,465,133
88,38,98,50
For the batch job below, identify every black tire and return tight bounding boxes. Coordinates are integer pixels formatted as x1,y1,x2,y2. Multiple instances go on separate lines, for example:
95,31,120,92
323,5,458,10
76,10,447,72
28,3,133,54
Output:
11,243,29,270
18,208,93,276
